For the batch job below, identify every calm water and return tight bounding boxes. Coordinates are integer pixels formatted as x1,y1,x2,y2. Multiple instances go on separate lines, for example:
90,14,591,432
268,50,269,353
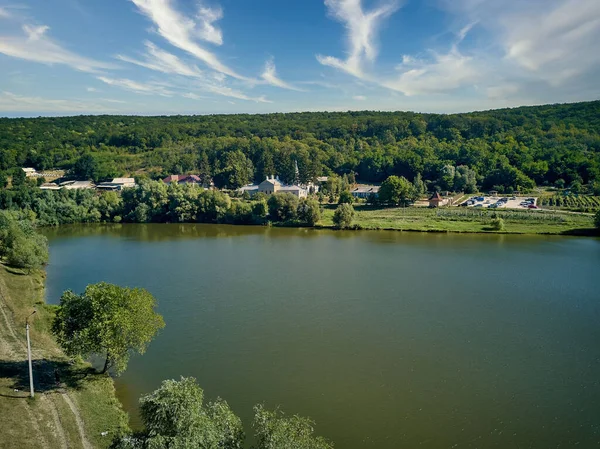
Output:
43,224,600,448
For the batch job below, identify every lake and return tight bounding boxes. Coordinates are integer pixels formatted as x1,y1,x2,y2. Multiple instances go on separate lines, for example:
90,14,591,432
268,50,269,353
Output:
43,224,600,448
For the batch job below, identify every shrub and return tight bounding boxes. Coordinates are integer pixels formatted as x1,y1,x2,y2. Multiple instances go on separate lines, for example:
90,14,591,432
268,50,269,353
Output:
267,193,299,222
297,198,321,226
338,190,354,204
333,203,354,229
595,210,600,229
490,217,505,231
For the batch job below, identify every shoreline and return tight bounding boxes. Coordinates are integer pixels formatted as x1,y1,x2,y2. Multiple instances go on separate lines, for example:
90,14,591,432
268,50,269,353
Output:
0,264,129,449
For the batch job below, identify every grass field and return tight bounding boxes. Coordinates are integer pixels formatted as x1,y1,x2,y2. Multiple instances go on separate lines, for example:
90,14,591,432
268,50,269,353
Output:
320,204,597,235
0,265,128,449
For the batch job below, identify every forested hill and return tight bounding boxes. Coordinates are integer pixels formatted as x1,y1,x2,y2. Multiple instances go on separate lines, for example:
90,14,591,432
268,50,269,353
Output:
1,100,599,192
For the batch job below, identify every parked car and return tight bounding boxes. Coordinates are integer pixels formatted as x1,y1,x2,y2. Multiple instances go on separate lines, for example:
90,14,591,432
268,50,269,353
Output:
474,204,483,208
528,204,538,209
510,196,517,200
488,204,498,208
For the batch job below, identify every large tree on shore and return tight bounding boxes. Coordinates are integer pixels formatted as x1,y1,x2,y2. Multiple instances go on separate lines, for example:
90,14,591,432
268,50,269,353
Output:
378,175,416,206
52,282,165,374
111,377,244,449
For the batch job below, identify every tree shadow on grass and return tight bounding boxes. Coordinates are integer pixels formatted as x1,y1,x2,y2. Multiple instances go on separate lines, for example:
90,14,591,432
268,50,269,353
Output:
0,358,98,397
3,266,28,276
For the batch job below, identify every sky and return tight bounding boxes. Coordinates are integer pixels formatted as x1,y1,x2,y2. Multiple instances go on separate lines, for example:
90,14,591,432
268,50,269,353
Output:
0,0,599,116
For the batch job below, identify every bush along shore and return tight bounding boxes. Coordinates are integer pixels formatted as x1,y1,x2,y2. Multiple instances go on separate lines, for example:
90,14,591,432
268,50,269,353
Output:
0,180,597,236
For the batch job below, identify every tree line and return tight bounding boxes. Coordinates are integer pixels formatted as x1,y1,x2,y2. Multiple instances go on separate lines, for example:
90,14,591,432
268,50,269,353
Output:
1,101,599,194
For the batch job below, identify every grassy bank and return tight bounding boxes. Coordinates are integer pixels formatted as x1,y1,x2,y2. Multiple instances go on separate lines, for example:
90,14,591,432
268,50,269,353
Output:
0,264,128,449
320,205,597,235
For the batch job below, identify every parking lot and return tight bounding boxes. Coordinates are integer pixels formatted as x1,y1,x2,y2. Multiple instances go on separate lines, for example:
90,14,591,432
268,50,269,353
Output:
459,196,538,210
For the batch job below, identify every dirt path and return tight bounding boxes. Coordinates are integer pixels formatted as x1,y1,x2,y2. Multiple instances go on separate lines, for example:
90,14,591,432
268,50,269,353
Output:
0,273,92,449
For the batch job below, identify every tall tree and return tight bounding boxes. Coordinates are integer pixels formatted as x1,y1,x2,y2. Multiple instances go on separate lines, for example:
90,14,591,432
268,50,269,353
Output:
52,282,165,374
378,175,416,206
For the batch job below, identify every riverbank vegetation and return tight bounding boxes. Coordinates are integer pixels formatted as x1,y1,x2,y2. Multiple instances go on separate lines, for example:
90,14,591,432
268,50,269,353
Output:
0,264,129,449
1,101,599,194
0,180,596,235
111,377,333,449
320,205,595,234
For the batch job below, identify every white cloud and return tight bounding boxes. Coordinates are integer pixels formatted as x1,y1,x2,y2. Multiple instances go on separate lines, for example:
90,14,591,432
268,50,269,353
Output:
384,46,481,96
117,41,204,77
118,40,270,102
198,82,272,103
441,0,600,86
0,91,116,112
97,76,174,96
353,95,366,100
130,0,244,79
261,59,304,91
182,92,204,100
86,87,98,92
0,7,11,19
0,24,115,73
317,0,400,78
196,3,223,45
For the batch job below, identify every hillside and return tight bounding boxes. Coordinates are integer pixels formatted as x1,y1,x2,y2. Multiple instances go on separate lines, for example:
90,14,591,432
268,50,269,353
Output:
1,101,599,193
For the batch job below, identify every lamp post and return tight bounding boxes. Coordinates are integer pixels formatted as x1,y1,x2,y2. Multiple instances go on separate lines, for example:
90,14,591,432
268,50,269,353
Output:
26,310,36,398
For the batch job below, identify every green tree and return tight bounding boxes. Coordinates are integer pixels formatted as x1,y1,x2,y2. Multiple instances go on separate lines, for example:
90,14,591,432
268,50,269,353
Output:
297,198,321,226
595,210,600,229
6,233,48,271
52,282,165,374
378,175,414,206
253,404,333,449
11,167,27,187
267,193,299,221
111,377,244,449
197,190,231,223
0,212,48,271
215,151,254,189
252,199,268,224
333,203,354,229
412,173,427,198
72,154,99,181
338,190,354,204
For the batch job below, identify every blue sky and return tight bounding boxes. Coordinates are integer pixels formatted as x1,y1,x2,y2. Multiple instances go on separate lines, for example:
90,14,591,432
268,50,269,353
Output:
0,0,599,116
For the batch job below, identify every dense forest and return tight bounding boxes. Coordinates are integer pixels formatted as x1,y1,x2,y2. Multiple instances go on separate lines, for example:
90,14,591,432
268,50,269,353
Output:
1,101,599,193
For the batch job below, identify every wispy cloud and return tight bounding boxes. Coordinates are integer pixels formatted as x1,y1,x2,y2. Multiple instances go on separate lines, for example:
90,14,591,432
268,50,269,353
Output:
383,46,481,96
196,2,223,45
0,91,116,112
353,95,366,100
0,24,115,73
197,82,272,103
97,76,175,96
86,87,99,92
117,40,204,77
0,7,12,19
260,58,304,91
441,0,600,86
182,92,204,100
317,0,400,78
130,0,244,79
118,41,271,102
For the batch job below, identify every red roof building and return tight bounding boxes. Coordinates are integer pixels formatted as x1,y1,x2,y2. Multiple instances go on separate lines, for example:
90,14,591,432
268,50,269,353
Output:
428,192,444,208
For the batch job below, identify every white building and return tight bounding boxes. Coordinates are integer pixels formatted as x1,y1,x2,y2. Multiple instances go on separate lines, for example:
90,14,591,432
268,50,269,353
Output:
351,186,380,199
239,176,309,198
97,178,136,191
22,168,37,177
60,180,95,190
